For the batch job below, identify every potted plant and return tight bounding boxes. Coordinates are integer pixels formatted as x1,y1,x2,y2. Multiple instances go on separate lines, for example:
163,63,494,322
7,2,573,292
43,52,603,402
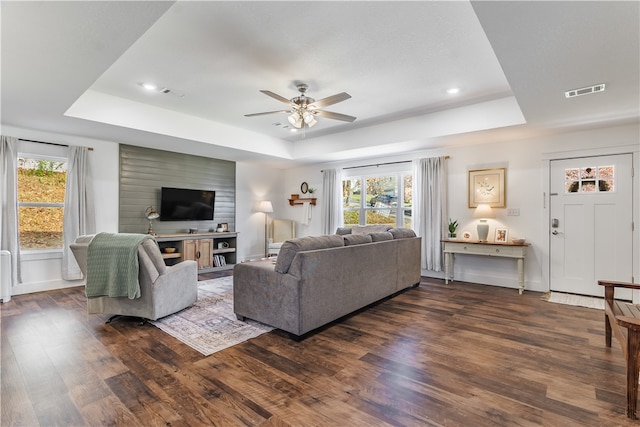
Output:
448,219,459,238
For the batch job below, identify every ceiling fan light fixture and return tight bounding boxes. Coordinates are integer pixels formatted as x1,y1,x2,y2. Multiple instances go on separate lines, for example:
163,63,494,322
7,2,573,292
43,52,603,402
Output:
246,83,356,129
303,112,317,128
288,112,303,128
303,110,315,123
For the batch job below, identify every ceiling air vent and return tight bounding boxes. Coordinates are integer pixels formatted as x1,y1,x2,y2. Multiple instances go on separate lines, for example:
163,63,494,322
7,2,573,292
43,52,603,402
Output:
565,83,606,99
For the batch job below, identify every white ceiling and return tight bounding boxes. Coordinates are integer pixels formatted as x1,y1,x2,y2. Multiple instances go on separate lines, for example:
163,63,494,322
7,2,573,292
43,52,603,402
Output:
2,1,638,168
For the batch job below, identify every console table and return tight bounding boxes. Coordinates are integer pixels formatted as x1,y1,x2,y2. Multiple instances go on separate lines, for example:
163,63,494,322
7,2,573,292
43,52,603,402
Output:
442,240,530,294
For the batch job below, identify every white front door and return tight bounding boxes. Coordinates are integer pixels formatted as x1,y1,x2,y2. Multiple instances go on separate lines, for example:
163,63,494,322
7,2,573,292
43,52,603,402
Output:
550,154,633,298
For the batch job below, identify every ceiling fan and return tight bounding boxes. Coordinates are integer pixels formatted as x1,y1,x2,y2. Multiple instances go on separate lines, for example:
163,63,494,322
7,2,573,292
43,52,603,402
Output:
245,83,356,129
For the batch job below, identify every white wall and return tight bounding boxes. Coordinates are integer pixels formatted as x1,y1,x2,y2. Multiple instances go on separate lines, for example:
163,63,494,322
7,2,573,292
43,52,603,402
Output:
275,167,326,238
235,162,284,261
284,123,640,294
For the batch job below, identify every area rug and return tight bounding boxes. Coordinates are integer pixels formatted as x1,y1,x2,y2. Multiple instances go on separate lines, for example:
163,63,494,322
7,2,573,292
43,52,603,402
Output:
150,276,273,356
541,291,605,310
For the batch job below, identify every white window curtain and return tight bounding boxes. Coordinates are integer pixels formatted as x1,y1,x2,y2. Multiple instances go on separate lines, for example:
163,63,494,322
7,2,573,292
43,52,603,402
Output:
412,156,448,271
321,168,343,235
62,146,95,280
0,135,21,286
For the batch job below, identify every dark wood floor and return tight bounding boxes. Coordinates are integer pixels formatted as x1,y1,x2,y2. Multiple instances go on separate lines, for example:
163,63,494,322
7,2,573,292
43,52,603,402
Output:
1,274,637,426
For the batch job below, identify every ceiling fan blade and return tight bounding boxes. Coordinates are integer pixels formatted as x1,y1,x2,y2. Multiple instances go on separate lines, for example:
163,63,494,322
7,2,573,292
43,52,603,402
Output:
308,92,351,109
315,110,357,122
260,90,293,105
244,110,290,117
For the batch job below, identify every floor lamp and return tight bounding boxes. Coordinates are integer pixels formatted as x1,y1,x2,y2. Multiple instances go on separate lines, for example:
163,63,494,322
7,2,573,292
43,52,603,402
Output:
257,200,273,257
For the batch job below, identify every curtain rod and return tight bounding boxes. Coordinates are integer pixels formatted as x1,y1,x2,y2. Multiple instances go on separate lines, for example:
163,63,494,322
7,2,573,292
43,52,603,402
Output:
19,138,93,151
323,156,450,172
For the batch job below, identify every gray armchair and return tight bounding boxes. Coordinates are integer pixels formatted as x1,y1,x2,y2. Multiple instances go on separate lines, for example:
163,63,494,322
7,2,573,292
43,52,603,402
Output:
70,234,198,322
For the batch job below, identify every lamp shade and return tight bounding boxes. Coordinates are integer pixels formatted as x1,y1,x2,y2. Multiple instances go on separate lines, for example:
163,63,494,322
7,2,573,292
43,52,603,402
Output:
288,113,303,128
145,206,159,220
257,200,273,213
473,204,495,219
303,111,317,127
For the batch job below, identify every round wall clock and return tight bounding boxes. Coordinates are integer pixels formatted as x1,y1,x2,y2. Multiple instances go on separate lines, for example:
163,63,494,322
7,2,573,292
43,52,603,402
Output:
301,182,309,194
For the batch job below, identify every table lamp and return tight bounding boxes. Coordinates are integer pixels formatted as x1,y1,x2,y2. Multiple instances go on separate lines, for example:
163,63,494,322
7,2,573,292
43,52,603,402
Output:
473,204,495,242
145,206,160,235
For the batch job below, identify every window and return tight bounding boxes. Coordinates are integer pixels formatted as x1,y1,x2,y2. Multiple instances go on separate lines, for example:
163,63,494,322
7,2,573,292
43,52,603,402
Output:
342,171,412,228
565,165,615,193
17,156,67,250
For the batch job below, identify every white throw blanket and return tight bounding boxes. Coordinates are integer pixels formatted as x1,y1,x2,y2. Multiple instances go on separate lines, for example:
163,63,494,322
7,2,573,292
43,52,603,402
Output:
301,201,312,226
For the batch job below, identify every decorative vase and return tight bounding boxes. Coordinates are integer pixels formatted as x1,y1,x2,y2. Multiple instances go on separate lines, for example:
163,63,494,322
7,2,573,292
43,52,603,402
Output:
477,220,489,242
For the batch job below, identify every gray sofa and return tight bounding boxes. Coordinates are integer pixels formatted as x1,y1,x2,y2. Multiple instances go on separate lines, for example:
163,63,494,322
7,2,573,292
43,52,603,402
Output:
233,227,421,338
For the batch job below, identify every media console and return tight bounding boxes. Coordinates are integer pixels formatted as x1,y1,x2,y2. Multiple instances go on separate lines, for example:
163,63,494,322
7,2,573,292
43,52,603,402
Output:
155,232,237,273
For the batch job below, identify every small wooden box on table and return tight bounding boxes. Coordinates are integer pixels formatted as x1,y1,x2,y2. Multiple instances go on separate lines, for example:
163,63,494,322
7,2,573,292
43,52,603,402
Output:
598,280,640,419
442,239,530,294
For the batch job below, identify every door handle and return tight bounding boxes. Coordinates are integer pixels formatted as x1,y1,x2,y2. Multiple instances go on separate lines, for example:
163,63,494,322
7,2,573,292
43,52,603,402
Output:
552,230,559,235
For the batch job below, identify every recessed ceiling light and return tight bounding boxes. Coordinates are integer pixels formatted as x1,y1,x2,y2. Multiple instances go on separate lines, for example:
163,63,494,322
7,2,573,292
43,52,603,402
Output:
141,82,158,91
446,87,460,95
139,82,184,98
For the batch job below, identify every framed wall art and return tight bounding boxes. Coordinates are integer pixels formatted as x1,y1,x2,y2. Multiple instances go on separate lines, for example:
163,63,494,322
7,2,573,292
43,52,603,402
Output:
495,228,508,243
468,168,506,208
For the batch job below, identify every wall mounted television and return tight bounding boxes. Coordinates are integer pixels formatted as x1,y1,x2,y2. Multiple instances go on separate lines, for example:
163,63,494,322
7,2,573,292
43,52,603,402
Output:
160,187,215,221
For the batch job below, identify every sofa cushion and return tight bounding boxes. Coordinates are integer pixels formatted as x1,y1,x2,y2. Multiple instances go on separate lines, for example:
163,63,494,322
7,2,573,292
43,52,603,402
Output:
275,235,345,274
389,228,417,239
368,231,394,242
343,234,373,246
335,227,352,235
351,225,392,234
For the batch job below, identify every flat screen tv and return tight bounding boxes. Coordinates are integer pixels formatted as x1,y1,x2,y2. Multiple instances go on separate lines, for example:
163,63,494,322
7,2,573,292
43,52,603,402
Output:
160,187,215,221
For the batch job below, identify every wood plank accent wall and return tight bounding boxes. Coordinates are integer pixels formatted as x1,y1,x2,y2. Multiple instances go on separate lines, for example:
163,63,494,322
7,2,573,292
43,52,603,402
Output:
119,145,235,234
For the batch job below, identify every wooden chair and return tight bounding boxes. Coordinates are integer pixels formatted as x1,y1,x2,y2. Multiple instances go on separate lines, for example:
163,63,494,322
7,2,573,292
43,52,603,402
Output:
598,280,640,419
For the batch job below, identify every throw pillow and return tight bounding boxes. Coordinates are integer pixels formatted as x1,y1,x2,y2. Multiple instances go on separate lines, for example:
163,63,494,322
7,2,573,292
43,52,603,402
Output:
351,225,392,234
335,227,352,235
389,228,417,239
368,231,394,242
343,234,373,246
